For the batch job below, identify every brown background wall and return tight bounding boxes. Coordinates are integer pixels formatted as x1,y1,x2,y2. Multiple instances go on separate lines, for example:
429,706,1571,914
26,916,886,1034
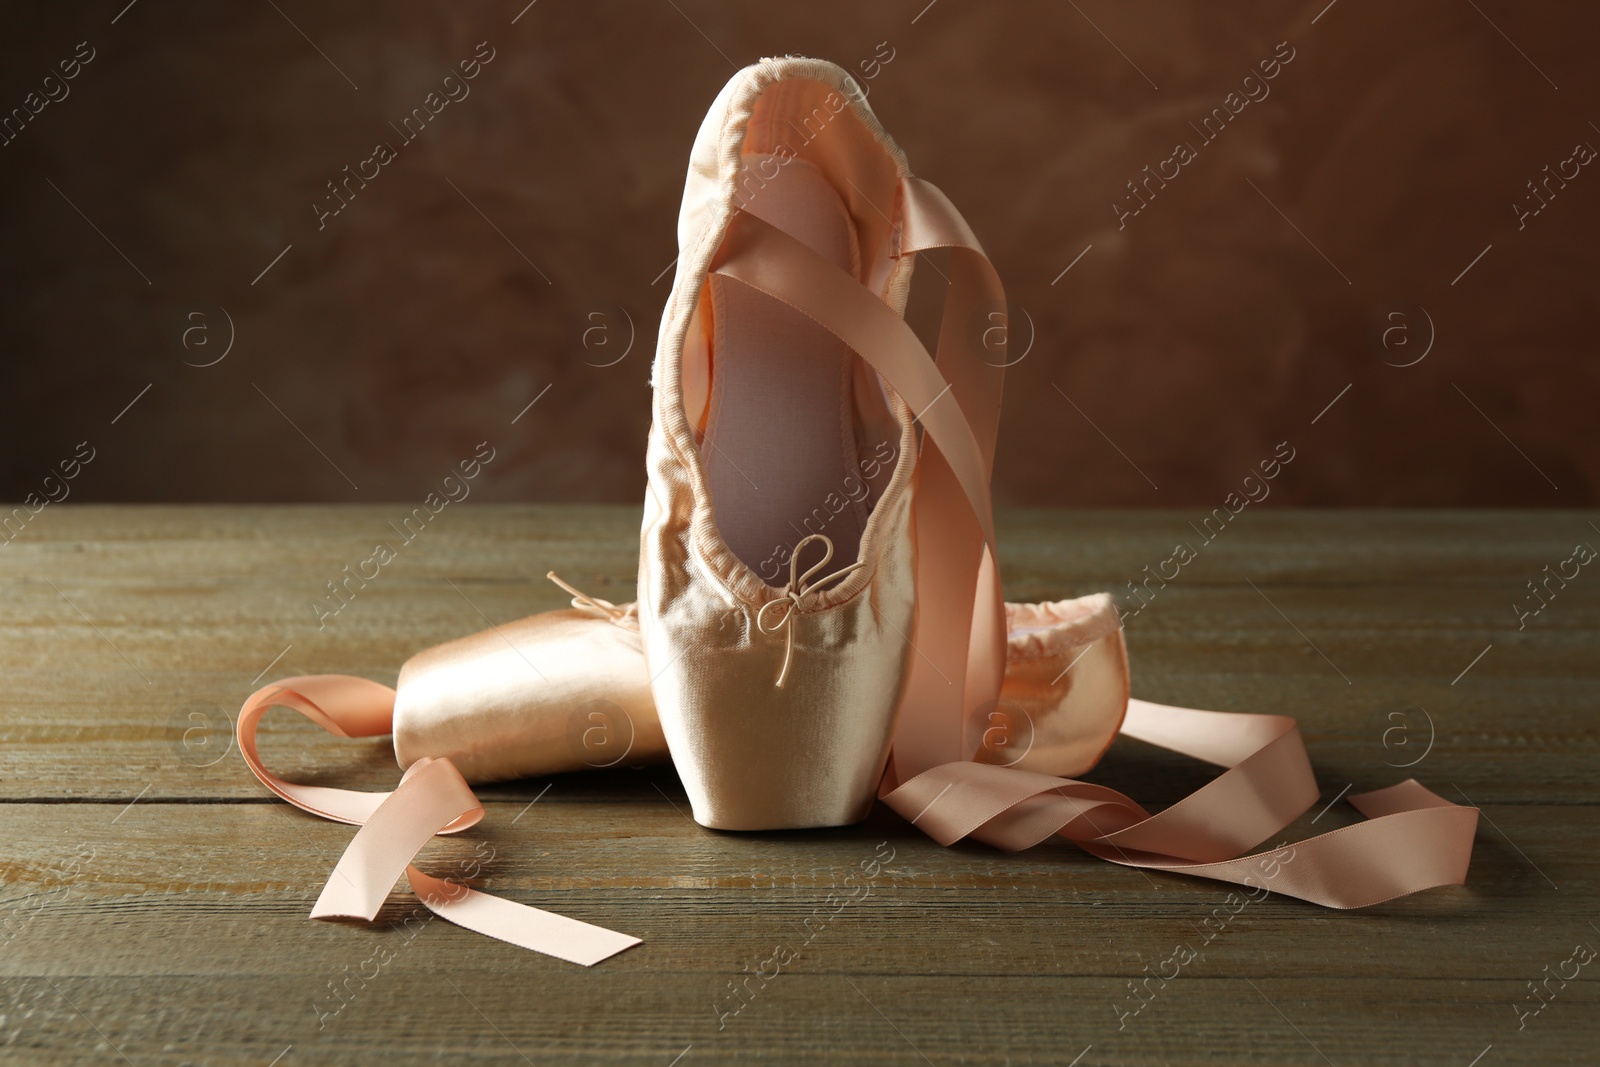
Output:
1,1,1594,509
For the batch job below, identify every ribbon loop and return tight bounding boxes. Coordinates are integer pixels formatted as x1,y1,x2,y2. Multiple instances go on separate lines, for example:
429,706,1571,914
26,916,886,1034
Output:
883,699,1480,908
237,150,1480,970
754,533,865,687
237,675,640,966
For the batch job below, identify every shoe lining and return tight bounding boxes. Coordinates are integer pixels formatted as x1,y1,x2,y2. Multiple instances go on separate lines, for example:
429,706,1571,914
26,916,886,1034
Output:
703,154,875,585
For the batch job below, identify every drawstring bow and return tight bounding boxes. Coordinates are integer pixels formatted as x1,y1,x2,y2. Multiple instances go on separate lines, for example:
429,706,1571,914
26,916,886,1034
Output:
755,533,864,688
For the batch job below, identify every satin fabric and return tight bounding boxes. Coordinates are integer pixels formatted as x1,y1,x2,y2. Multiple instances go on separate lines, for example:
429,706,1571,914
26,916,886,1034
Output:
237,675,641,966
236,647,1479,966
634,58,1477,912
233,56,1480,967
393,607,663,781
695,127,1477,905
234,587,1130,966
991,597,1129,777
638,58,924,831
881,701,1478,910
388,590,1131,786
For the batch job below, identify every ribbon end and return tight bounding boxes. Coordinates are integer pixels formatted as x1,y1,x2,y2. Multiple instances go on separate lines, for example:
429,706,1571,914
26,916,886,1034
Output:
408,865,641,966
309,885,383,923
571,932,644,967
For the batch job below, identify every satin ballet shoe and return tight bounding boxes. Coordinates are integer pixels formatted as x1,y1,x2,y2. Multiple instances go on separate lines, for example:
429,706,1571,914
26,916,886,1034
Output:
628,58,1477,904
985,595,1128,776
391,577,663,782
390,579,1129,786
226,582,1127,967
232,58,1481,969
638,57,928,830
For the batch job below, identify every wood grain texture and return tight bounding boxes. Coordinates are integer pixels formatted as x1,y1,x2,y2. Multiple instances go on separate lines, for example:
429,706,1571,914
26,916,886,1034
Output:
1,505,1596,1065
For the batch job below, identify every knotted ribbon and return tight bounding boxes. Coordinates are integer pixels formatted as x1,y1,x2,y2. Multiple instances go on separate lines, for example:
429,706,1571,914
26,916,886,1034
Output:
755,533,866,687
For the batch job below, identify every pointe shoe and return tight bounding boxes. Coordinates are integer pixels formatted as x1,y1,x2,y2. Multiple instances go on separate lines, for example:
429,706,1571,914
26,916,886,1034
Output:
639,58,918,829
388,580,1129,786
400,58,1121,816
391,578,663,782
235,67,1476,959
637,57,1015,829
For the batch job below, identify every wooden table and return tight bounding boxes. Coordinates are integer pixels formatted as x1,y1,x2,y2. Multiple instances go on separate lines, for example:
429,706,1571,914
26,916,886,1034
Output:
2,506,1595,1065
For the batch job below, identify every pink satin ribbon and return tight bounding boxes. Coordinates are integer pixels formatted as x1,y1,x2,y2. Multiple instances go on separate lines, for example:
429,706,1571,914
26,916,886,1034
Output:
881,700,1478,908
239,677,1480,966
713,177,1479,909
237,675,641,966
236,175,1479,964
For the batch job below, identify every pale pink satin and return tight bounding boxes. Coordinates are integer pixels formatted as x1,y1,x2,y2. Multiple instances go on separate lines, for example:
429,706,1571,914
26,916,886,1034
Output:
713,175,1479,907
236,171,1480,963
237,675,640,966
882,700,1477,908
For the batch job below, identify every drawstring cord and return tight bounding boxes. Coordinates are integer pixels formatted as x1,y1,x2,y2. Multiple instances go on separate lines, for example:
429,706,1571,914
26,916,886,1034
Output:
546,571,634,625
755,533,864,688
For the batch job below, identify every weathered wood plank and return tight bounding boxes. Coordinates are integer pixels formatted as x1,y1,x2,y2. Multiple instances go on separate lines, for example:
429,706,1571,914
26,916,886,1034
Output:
4,971,1592,1067
0,801,1586,979
1,508,1595,802
0,802,1590,1063
0,507,1594,1066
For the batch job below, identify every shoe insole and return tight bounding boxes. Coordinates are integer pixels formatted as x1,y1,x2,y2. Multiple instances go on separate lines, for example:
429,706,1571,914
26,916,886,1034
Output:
705,154,869,582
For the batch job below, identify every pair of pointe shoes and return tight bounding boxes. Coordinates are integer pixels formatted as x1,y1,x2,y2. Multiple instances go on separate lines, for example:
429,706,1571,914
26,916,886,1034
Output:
396,56,1129,830
395,584,1128,821
242,61,1478,946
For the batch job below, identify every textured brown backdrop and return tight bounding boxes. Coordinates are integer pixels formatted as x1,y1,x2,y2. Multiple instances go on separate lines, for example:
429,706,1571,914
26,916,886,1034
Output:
1,1,1595,509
